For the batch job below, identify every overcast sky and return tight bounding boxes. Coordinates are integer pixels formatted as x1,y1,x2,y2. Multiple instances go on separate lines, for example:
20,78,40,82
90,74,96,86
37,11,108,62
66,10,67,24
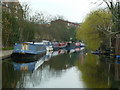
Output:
19,0,104,23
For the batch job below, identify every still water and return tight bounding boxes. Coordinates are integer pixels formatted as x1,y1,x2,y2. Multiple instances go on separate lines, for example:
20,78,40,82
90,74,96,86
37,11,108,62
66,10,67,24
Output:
2,48,120,88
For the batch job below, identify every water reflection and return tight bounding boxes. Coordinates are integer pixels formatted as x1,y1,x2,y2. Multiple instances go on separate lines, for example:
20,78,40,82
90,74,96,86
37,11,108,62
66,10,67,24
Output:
2,47,120,88
76,53,120,88
12,47,84,72
12,51,52,72
115,62,120,80
113,60,120,88
76,53,112,88
2,48,85,88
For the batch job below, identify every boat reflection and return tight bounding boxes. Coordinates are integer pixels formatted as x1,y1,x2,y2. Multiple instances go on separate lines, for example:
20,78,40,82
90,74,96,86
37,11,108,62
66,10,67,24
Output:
13,61,36,71
12,47,84,71
12,51,53,71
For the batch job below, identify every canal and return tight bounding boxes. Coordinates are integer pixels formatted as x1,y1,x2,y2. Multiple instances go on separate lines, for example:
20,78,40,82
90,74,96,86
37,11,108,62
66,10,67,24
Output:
2,48,120,88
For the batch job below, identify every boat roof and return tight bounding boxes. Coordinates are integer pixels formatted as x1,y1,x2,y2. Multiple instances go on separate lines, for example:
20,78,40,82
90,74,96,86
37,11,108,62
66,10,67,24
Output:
16,42,44,46
42,40,51,42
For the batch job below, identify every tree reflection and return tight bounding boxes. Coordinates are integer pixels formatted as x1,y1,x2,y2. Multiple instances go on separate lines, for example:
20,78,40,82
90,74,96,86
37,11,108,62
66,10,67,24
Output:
44,52,79,70
2,61,22,88
76,53,111,88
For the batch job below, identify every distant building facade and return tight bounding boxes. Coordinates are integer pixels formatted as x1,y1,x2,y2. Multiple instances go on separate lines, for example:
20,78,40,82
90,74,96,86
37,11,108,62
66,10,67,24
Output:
51,19,80,28
2,0,23,19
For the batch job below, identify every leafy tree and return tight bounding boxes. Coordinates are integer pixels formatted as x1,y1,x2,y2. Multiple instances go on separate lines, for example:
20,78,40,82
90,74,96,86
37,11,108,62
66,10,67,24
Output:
2,2,35,46
2,2,24,47
50,19,67,41
2,2,77,47
76,10,112,50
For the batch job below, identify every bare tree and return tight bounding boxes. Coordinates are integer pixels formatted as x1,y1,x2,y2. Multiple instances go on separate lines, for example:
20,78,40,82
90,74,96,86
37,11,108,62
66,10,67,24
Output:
91,0,120,48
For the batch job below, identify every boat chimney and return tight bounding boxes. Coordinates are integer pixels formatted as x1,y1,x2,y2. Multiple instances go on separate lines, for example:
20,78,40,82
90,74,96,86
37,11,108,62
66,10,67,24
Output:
33,41,35,44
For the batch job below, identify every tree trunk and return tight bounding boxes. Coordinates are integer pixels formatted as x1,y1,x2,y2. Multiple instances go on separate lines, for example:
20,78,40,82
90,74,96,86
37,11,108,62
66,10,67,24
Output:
109,36,112,48
115,34,120,55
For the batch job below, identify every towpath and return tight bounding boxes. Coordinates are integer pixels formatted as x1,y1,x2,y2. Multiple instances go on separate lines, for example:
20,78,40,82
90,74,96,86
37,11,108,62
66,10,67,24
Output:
0,50,13,60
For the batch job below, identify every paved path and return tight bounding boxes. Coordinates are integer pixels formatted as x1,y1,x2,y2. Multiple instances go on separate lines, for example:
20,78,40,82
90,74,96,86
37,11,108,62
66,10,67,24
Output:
0,50,13,59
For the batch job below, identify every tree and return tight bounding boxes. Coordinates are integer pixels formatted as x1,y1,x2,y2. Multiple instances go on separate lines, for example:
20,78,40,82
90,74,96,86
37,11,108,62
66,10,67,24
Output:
101,0,120,34
50,19,69,41
103,0,120,54
2,2,24,47
76,10,112,50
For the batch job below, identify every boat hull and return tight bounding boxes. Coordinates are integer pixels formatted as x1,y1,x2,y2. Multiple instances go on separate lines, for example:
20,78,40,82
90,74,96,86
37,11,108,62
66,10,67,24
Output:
11,52,46,63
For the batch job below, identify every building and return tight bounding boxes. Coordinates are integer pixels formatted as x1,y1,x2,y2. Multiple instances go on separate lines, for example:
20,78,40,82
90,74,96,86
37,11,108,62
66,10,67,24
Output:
51,19,80,28
2,0,23,19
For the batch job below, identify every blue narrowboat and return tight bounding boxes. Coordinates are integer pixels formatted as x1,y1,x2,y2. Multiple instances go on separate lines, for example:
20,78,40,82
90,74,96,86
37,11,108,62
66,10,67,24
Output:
116,55,120,59
11,42,46,62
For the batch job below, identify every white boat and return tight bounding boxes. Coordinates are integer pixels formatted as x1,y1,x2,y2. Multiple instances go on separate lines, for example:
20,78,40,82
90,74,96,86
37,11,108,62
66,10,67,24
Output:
41,40,53,51
26,40,53,51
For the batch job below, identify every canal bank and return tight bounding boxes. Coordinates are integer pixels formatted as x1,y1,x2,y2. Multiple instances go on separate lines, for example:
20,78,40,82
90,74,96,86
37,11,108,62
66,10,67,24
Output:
0,50,13,60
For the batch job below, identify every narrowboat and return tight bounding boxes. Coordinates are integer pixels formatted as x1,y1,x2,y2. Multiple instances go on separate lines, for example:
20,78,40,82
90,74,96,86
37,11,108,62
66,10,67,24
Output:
11,42,46,62
52,42,67,50
75,42,85,48
65,42,76,50
91,50,107,55
75,42,81,48
52,42,59,50
40,40,53,51
58,42,67,49
116,55,120,59
80,42,85,47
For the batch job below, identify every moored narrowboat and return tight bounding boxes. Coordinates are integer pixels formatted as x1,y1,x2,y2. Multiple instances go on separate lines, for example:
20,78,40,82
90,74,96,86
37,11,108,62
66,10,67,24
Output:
75,42,85,48
11,42,46,62
52,42,67,50
42,40,53,51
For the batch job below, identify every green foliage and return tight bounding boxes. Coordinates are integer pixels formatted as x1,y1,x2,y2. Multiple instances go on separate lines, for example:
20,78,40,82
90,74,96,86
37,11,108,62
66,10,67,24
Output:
34,19,77,42
2,47,13,50
76,10,112,50
2,11,12,47
2,3,77,48
2,3,35,47
50,19,69,41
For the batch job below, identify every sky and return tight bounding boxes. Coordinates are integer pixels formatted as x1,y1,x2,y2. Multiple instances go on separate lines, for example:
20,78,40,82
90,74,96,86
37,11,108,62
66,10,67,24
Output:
18,0,104,23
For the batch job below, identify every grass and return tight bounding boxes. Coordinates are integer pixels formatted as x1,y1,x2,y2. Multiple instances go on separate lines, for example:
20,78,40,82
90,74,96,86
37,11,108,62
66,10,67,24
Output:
2,47,13,50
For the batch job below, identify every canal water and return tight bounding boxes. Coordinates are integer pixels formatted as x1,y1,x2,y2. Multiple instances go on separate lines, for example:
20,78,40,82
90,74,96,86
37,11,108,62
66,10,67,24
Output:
2,48,120,88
